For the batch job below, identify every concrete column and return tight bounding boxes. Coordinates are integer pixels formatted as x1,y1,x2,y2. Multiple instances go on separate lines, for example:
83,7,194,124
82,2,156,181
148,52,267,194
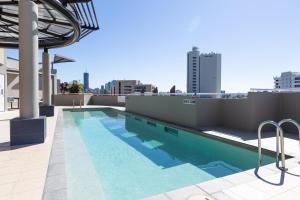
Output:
42,49,51,105
19,0,39,118
53,74,57,95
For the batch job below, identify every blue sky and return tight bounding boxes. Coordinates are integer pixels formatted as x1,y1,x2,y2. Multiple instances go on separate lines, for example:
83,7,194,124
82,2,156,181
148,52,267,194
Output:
7,0,300,92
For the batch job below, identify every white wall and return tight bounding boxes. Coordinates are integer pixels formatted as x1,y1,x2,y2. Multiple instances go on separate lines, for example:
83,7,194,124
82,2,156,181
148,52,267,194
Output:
0,49,6,111
199,53,221,93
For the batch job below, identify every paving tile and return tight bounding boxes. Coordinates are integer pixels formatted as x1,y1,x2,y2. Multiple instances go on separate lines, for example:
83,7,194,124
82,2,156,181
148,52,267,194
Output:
46,163,65,177
49,154,65,165
44,174,67,193
42,189,67,200
0,173,20,185
11,189,43,200
211,192,233,200
246,171,300,196
166,185,207,200
0,195,11,200
0,165,23,176
0,182,15,197
19,168,47,181
223,172,256,185
244,166,278,177
13,179,44,194
197,178,234,194
290,185,300,194
269,190,300,200
143,194,170,200
223,184,271,200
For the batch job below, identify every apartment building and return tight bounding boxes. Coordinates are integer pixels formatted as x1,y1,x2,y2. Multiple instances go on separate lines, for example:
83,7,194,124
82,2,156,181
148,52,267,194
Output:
274,71,300,89
110,80,156,95
0,51,60,111
111,80,141,95
187,47,221,93
133,84,156,93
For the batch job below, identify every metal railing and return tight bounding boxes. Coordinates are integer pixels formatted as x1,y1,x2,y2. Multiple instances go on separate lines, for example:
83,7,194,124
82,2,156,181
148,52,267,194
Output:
258,119,300,171
258,120,286,170
278,119,300,149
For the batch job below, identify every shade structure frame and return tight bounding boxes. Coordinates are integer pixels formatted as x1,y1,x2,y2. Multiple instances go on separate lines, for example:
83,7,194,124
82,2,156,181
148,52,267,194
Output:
0,0,84,49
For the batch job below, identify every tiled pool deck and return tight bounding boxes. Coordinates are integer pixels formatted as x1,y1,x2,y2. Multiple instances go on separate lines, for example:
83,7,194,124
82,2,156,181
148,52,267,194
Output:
1,106,300,200
0,108,59,200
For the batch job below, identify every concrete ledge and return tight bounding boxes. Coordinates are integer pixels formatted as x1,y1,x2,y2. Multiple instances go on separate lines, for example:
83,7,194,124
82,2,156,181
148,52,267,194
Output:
40,105,55,117
10,116,47,146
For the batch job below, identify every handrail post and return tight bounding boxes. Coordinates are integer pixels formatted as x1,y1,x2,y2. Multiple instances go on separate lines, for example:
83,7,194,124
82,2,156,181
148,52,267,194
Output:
278,118,300,168
258,120,285,170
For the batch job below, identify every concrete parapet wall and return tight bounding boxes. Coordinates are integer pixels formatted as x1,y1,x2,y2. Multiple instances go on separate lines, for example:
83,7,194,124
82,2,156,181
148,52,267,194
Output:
53,94,92,106
126,92,300,134
91,95,121,106
53,94,124,107
125,96,198,128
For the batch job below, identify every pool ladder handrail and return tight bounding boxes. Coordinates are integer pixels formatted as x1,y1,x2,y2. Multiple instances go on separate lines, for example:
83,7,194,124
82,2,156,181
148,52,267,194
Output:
278,119,300,150
72,99,75,109
258,119,300,171
258,120,286,170
80,99,83,109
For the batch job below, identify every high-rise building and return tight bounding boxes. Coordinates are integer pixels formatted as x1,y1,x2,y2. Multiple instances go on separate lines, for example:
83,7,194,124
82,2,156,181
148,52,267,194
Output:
187,47,221,93
111,80,140,95
274,71,300,89
83,72,89,93
133,84,156,93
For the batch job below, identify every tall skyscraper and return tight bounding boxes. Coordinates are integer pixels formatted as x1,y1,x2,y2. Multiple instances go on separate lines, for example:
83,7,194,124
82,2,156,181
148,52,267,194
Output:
83,72,89,93
187,47,221,93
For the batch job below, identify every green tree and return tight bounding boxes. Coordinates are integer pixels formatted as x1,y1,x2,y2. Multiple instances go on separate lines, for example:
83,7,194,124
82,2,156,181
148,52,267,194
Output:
68,80,84,94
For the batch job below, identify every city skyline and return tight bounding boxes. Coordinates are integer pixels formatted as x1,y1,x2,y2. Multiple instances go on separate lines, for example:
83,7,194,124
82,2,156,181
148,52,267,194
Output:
6,0,300,92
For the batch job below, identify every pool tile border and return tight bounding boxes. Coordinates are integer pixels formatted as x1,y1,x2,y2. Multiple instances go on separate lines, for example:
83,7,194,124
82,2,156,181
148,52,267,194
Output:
43,108,67,200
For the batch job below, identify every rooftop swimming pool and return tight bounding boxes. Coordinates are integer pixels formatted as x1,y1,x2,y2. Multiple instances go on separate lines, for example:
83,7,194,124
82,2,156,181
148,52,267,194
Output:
63,108,275,200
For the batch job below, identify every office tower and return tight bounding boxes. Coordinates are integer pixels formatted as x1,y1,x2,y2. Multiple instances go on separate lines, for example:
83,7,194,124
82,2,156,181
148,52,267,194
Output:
83,72,89,93
187,47,221,93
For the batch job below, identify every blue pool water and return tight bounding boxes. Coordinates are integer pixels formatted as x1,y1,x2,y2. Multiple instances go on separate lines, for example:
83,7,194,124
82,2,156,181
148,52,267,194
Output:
63,108,275,200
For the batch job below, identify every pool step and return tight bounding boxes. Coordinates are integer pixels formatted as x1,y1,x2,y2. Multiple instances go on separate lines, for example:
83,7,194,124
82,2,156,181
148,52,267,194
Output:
147,121,157,127
164,127,178,136
134,117,142,122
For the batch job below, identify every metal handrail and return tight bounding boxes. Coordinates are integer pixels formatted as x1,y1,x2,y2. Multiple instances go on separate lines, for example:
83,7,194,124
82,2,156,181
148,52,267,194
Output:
278,119,300,149
72,99,75,109
258,120,286,170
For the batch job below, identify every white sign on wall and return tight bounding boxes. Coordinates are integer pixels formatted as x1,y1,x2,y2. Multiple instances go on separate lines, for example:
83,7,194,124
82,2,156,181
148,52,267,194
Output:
117,96,126,103
183,99,196,105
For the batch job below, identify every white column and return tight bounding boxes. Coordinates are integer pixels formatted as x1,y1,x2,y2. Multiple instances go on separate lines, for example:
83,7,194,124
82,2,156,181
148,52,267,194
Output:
42,49,51,105
19,0,39,118
53,74,57,95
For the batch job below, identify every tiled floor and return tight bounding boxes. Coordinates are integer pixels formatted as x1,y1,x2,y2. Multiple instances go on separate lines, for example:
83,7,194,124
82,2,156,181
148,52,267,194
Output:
0,109,59,200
